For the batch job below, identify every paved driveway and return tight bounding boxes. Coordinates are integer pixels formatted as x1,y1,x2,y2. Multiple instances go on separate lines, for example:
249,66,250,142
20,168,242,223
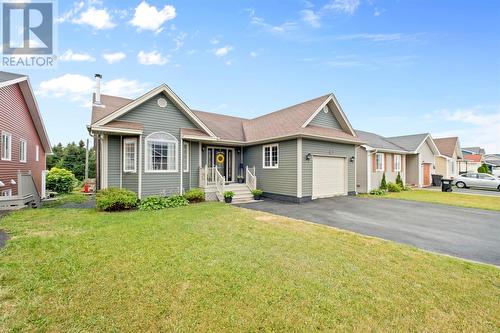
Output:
238,197,500,266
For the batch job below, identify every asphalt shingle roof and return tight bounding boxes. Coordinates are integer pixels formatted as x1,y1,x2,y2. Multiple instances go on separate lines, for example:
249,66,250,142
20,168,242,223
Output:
355,130,406,151
434,137,458,158
0,71,26,84
386,133,430,152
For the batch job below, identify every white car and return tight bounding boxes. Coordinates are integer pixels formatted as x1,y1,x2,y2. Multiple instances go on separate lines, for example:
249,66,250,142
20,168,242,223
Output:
454,173,500,191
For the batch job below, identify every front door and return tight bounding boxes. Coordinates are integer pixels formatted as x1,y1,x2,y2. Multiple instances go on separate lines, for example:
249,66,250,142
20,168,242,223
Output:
422,163,431,186
207,147,234,182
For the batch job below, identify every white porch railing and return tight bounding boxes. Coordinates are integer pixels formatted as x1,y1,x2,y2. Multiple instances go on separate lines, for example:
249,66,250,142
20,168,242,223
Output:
246,166,256,191
214,168,225,202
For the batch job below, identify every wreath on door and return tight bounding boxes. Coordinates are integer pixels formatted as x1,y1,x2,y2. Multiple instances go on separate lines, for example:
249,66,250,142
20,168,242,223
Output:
216,153,225,164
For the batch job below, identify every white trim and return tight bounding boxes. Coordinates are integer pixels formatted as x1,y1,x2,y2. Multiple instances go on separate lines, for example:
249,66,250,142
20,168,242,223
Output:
144,132,178,173
183,141,190,172
375,153,384,171
123,138,137,173
394,154,402,172
297,138,303,198
1,131,12,161
93,84,217,138
138,135,142,199
102,135,109,189
262,143,279,169
35,145,39,162
366,150,372,192
41,170,48,199
91,125,143,135
301,94,357,137
19,139,27,163
0,76,27,89
353,146,358,195
119,136,123,188
198,143,202,168
415,134,440,155
180,139,183,194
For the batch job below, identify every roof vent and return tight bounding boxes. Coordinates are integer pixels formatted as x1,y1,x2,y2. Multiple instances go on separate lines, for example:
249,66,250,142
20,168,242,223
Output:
158,98,168,108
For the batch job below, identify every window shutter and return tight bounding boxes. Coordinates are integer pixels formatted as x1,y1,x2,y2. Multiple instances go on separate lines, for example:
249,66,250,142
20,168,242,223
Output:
372,153,376,172
392,154,395,172
384,154,387,171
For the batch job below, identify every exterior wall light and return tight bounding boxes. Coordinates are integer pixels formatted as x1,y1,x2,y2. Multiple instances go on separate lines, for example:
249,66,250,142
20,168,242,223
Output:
350,156,355,163
0,181,4,187
305,153,312,160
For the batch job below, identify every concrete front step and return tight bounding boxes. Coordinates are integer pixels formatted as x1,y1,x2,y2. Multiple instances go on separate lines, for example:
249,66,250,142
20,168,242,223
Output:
231,198,261,204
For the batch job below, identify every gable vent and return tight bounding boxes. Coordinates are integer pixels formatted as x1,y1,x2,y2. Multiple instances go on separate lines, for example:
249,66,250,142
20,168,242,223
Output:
323,105,330,113
158,98,168,108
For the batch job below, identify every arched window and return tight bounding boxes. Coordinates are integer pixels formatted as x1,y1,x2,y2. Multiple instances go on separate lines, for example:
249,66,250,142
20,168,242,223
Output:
145,132,178,172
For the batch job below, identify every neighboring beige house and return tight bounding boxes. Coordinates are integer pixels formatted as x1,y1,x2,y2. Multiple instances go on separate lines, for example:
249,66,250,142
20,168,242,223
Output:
434,137,463,179
356,130,408,193
385,133,440,187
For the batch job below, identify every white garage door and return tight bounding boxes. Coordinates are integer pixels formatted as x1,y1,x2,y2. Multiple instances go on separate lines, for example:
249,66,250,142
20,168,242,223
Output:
313,156,346,198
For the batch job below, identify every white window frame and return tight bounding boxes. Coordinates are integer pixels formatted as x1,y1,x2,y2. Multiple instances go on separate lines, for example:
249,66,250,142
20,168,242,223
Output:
1,131,12,161
183,142,189,172
145,132,178,173
19,139,27,163
123,138,137,173
1,189,12,197
35,145,39,162
262,143,279,169
394,154,401,172
375,153,384,171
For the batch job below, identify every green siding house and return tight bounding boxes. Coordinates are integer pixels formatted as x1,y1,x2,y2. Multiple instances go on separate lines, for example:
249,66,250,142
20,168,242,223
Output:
88,74,364,203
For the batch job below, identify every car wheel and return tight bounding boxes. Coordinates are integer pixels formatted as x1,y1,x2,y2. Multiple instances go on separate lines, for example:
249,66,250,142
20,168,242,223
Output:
456,181,466,188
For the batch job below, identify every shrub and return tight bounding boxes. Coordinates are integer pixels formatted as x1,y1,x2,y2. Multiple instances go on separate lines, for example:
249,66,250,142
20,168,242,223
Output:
96,188,138,212
387,182,402,192
165,195,189,208
369,189,386,195
251,189,263,196
184,188,205,203
46,167,77,194
139,196,169,211
477,164,490,174
395,172,404,188
223,191,234,199
380,173,387,190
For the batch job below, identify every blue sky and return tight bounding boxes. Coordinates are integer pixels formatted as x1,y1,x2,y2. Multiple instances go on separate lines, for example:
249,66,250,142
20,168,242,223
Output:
14,0,500,152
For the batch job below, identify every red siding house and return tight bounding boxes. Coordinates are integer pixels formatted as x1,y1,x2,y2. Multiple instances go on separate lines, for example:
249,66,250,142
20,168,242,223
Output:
0,71,51,202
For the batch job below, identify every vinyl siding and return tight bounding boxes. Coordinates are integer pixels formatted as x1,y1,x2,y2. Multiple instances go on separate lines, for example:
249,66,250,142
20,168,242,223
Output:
116,93,198,197
0,83,46,196
356,147,368,193
122,136,139,193
243,140,297,196
406,154,419,186
189,141,200,188
302,139,356,196
308,108,342,130
369,152,406,190
107,135,121,187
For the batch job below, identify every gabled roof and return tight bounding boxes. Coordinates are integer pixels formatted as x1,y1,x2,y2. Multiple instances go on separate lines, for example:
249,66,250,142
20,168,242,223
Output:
91,87,363,145
355,130,407,152
462,147,485,155
386,133,430,152
434,137,462,158
0,71,51,153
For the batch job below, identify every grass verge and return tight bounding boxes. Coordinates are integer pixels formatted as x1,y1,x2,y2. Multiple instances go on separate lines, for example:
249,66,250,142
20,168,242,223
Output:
0,203,498,331
362,189,500,211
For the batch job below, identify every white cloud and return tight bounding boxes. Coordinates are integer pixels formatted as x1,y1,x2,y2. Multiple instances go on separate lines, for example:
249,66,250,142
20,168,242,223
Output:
323,0,360,15
210,38,220,45
36,74,148,106
431,106,500,153
301,9,321,28
250,51,258,58
102,52,126,64
137,50,169,65
73,6,116,30
213,45,233,58
59,49,96,62
335,33,422,42
173,32,187,50
247,9,297,34
130,1,176,33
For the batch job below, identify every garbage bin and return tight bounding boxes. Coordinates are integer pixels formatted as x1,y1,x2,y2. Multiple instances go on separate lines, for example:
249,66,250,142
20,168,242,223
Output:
432,174,443,186
441,179,453,192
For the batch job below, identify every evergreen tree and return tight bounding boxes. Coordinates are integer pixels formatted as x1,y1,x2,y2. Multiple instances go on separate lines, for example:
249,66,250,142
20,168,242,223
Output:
380,173,387,190
47,143,64,170
395,172,403,187
46,141,96,181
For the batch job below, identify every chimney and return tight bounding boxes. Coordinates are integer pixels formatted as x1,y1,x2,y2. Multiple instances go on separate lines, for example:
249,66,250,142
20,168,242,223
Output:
94,73,102,105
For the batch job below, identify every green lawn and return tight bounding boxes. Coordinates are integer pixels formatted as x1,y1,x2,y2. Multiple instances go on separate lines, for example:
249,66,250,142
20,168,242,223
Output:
41,192,89,208
0,203,499,332
363,189,500,211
